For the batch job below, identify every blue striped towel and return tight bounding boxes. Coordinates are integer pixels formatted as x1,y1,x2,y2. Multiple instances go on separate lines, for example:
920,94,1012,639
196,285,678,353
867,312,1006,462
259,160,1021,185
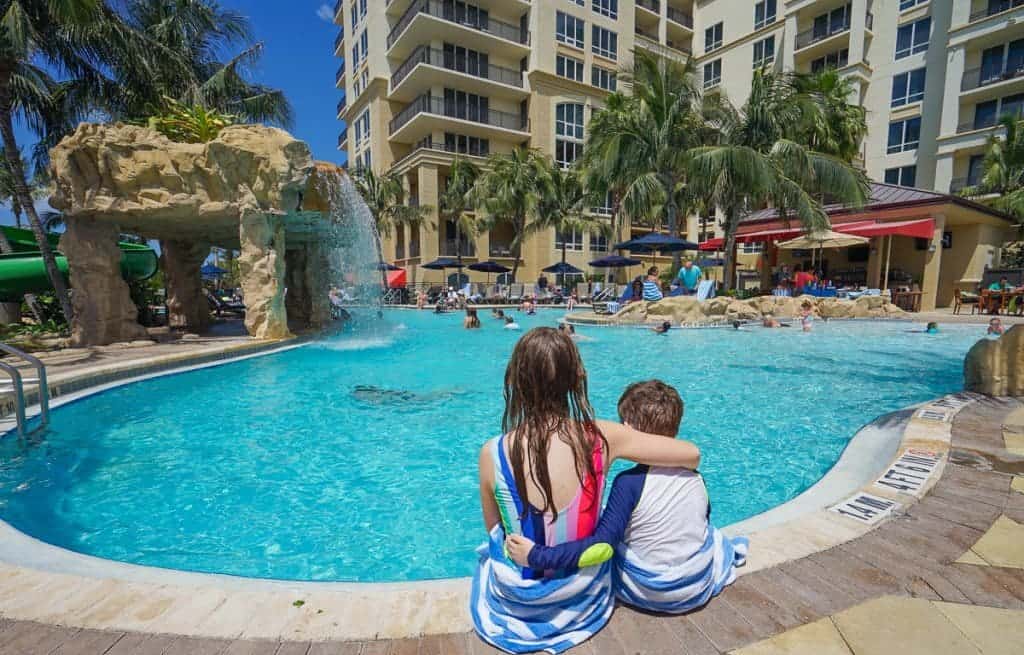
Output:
613,526,748,614
642,280,664,301
470,525,614,654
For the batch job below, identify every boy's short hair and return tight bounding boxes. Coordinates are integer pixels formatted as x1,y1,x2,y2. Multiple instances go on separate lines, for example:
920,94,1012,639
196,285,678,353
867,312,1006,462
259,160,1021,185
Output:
618,380,684,437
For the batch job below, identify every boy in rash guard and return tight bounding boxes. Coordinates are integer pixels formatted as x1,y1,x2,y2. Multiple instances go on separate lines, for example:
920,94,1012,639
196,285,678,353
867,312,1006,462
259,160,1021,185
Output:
505,380,747,614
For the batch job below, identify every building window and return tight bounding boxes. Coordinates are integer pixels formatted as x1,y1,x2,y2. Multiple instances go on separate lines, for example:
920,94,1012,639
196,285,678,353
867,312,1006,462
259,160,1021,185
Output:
350,0,367,26
444,132,490,157
442,88,489,122
884,165,917,187
556,103,585,169
557,54,584,82
442,43,489,78
891,68,926,107
354,109,370,147
979,39,1024,86
569,0,584,5
967,155,985,186
592,192,613,216
754,0,776,30
589,230,609,251
812,4,851,41
592,0,617,19
705,22,723,53
886,116,921,153
592,25,618,60
899,0,926,10
895,17,930,60
353,68,369,96
742,241,764,254
753,36,775,68
556,11,585,49
703,59,722,89
974,93,1024,130
592,66,617,91
811,49,848,73
555,229,585,251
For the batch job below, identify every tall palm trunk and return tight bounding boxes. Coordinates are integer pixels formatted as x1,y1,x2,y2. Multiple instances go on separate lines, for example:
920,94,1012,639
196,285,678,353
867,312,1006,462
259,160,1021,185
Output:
510,215,524,284
373,223,389,293
455,219,463,289
0,70,74,321
664,177,681,272
721,207,740,291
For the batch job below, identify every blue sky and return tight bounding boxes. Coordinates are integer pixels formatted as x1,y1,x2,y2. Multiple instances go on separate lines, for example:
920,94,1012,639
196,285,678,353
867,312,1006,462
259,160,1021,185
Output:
4,1,346,225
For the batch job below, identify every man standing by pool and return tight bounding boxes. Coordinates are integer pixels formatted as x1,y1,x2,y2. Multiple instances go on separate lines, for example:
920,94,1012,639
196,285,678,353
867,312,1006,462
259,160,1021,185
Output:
676,260,702,296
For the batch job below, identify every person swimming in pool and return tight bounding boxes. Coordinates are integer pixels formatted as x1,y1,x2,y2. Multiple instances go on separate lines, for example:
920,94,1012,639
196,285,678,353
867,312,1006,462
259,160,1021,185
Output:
652,321,671,334
350,385,458,405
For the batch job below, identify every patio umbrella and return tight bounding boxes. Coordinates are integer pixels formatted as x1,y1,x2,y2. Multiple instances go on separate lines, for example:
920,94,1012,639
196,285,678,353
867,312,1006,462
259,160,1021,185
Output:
468,260,511,285
777,230,869,274
376,262,401,271
589,255,643,268
696,258,724,268
421,257,461,270
542,262,583,274
614,232,700,253
200,263,227,278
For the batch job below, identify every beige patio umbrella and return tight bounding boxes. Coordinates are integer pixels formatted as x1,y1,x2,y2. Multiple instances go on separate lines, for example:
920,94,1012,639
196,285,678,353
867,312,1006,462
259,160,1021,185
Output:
776,230,869,271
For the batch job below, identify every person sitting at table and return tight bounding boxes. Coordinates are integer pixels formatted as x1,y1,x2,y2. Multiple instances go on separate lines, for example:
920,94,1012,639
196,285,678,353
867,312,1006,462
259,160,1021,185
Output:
792,265,814,295
989,276,1011,292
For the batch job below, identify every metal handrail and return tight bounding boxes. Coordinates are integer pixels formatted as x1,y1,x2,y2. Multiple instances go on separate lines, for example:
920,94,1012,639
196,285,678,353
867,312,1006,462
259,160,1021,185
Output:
961,64,1024,92
387,0,530,50
391,45,524,90
0,342,49,434
795,19,851,51
970,0,1024,23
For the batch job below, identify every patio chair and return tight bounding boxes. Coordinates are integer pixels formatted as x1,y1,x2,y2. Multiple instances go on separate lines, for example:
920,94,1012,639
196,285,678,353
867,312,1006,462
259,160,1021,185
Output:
592,284,615,302
508,283,525,303
205,289,245,317
953,288,979,315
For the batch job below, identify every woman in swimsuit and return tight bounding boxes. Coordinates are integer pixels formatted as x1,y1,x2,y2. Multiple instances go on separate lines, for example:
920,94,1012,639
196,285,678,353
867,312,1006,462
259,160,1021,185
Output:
474,328,701,649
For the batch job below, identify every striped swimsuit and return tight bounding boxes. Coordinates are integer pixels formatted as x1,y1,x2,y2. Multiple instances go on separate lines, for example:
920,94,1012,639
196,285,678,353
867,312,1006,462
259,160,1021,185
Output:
490,430,605,579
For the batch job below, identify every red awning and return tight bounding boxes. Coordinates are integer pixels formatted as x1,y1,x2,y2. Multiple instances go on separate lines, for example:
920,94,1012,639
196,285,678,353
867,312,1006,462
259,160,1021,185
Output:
698,218,936,251
386,269,407,288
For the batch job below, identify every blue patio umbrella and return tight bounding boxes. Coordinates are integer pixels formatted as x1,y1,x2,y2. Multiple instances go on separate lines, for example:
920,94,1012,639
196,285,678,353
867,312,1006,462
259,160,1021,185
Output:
421,257,462,270
589,255,643,268
542,262,583,274
377,262,402,271
200,263,227,278
614,232,699,253
468,260,512,285
696,258,725,268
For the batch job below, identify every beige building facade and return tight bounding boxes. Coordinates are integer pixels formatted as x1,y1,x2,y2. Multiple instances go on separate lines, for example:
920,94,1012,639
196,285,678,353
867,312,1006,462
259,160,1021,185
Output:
333,0,1018,304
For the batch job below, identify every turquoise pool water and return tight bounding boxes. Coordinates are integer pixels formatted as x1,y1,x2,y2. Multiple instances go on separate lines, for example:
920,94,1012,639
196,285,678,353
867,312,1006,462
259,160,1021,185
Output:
0,312,984,582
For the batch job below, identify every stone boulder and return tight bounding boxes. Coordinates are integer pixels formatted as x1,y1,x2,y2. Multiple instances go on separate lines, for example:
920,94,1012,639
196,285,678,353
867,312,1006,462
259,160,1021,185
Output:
613,301,649,323
646,296,706,324
964,325,1024,396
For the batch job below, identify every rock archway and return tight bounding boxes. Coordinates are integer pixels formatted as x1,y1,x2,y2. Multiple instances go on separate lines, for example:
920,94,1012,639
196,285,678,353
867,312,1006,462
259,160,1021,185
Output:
48,123,348,346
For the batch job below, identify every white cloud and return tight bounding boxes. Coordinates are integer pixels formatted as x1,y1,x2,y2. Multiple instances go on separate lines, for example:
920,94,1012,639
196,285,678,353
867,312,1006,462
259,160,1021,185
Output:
316,4,334,23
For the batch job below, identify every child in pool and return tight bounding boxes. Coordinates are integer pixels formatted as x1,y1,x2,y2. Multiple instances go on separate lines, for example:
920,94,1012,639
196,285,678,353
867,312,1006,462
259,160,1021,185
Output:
799,301,814,332
988,318,1004,336
505,380,747,614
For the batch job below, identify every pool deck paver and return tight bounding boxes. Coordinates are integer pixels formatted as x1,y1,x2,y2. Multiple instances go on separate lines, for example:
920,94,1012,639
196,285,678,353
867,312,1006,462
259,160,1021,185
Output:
2,400,1024,652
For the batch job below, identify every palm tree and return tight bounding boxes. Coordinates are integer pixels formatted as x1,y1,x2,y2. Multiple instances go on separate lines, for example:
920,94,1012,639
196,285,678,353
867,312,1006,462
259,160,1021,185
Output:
792,69,868,163
350,167,430,287
529,163,608,284
439,157,480,278
122,0,293,126
582,50,707,271
687,70,869,290
469,147,552,283
959,115,1024,219
0,1,151,320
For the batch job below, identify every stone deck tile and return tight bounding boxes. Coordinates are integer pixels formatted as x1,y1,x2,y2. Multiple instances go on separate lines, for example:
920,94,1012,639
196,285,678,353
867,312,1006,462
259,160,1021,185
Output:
965,515,1024,569
729,618,852,655
49,629,124,655
830,596,980,655
221,640,281,655
932,602,1024,655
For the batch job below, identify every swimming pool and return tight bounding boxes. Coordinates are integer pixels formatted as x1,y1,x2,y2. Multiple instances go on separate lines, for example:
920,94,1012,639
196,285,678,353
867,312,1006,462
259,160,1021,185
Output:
0,312,983,583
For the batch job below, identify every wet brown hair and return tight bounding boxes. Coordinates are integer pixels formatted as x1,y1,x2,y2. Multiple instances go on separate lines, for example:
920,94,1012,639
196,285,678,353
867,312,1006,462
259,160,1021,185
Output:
502,327,606,521
617,380,683,437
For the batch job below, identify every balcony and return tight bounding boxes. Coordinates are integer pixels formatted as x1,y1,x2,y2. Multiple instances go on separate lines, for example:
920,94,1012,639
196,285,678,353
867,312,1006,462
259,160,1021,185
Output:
489,242,515,258
388,0,531,18
335,64,346,88
334,30,344,55
961,64,1024,94
338,132,347,150
390,46,526,102
337,94,347,117
334,0,343,22
666,7,693,30
388,94,530,144
795,18,851,52
387,0,530,59
949,177,979,194
969,0,1024,23
634,32,691,63
956,119,999,134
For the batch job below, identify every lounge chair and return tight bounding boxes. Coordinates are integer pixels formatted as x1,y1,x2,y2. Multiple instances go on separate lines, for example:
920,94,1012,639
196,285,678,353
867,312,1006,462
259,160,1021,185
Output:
508,283,524,303
206,290,245,317
953,288,979,315
592,283,615,302
696,280,716,301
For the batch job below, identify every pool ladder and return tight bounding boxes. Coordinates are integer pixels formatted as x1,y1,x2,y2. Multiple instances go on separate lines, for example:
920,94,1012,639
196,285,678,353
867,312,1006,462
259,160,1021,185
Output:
0,342,49,437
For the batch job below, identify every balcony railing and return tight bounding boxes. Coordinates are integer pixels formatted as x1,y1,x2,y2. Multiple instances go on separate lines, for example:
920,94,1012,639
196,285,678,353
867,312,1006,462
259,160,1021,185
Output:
949,177,977,194
440,239,476,257
334,31,344,53
387,0,530,50
391,46,524,90
337,95,347,115
970,0,1024,23
338,132,347,149
336,65,346,86
795,18,851,51
335,0,343,19
634,32,692,59
666,7,693,28
389,93,529,135
961,64,1024,92
636,0,660,12
490,242,515,258
957,120,999,133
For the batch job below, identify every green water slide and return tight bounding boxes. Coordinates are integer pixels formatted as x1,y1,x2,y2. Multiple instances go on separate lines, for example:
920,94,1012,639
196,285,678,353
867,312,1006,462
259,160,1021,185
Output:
0,226,159,302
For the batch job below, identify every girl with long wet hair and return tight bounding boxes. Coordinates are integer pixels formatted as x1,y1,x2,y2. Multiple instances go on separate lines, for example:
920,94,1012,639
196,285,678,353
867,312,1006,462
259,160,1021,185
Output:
471,327,700,653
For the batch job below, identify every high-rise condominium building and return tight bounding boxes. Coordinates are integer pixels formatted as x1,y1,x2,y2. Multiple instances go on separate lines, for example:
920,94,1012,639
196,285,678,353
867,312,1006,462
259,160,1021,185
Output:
332,0,1018,290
